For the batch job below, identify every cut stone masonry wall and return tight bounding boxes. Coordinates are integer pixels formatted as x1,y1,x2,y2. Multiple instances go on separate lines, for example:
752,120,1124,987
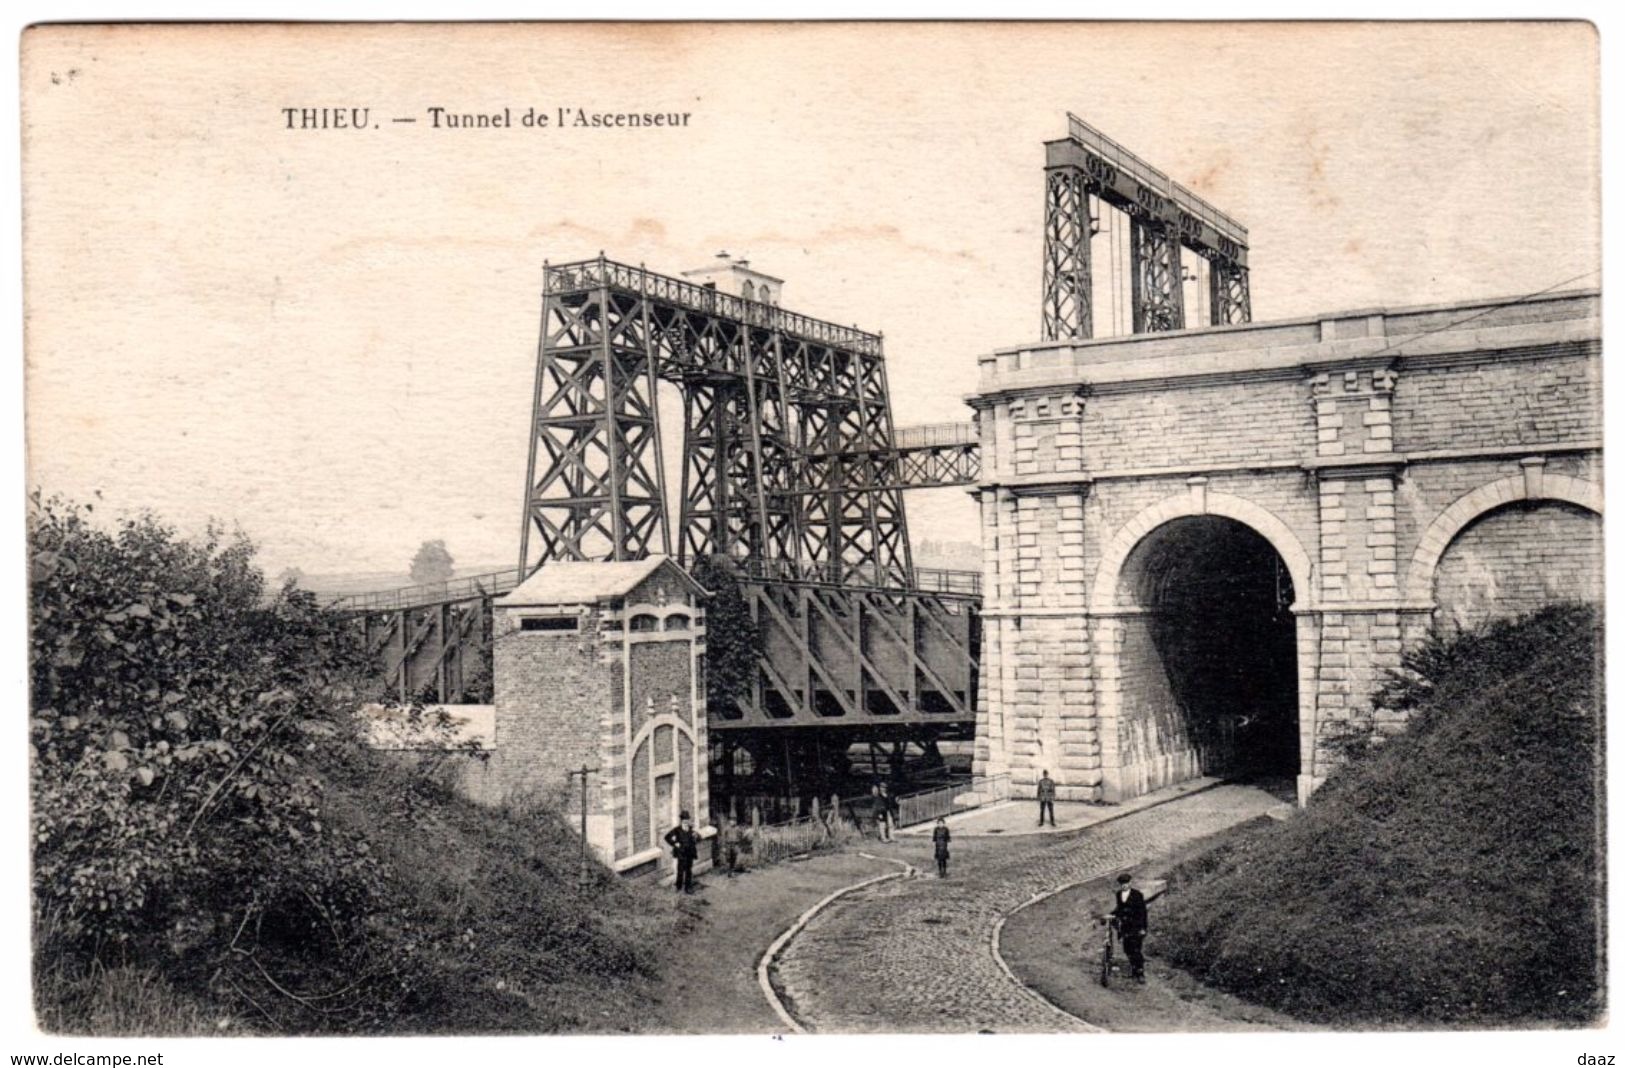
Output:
971,292,1602,806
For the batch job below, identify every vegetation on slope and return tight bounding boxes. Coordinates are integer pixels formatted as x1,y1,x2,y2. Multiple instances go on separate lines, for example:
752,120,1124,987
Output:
688,555,762,719
30,495,665,1035
1157,603,1604,1027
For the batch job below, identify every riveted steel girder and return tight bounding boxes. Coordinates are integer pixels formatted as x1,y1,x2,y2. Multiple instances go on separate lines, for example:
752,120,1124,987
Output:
1042,166,1094,341
1131,215,1186,333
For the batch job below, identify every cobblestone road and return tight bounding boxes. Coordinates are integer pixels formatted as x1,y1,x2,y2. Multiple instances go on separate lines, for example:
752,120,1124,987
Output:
771,785,1282,1033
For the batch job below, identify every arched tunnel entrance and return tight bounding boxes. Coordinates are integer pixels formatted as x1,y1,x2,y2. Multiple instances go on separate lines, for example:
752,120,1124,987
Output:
1113,515,1299,792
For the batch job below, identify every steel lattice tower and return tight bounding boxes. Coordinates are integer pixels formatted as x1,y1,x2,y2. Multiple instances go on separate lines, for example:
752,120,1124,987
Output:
1041,114,1251,340
519,256,915,587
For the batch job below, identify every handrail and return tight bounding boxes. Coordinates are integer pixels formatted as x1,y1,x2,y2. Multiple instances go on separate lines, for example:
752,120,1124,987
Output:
893,773,1012,828
892,421,979,450
543,257,885,357
329,566,525,612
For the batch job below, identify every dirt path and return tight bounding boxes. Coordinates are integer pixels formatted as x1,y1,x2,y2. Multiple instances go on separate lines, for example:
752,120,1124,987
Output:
642,850,897,1033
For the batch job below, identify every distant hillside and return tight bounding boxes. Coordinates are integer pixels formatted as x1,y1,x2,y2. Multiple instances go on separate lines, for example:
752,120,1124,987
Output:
1157,604,1604,1027
302,549,985,596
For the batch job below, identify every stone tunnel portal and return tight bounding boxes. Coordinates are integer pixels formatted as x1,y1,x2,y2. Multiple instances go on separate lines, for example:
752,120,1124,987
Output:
1116,516,1300,790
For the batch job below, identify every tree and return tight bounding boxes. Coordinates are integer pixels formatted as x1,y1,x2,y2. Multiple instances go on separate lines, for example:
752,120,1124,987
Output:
28,494,392,1023
275,566,306,589
409,540,454,585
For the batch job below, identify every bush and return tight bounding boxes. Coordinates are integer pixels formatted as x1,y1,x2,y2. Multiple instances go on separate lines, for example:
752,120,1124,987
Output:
1156,603,1604,1027
30,496,382,960
30,495,662,1034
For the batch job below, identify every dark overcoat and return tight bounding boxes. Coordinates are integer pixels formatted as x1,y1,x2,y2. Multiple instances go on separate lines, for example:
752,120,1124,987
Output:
1112,887,1148,935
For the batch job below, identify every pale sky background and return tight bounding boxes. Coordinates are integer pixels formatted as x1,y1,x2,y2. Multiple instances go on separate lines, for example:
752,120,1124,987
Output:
22,22,1600,580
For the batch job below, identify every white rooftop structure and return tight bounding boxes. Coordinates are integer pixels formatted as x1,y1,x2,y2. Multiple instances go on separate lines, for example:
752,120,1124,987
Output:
494,555,707,608
681,251,785,305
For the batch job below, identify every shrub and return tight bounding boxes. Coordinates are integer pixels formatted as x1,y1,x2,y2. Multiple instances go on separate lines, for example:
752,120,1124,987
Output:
736,815,859,868
29,495,408,1025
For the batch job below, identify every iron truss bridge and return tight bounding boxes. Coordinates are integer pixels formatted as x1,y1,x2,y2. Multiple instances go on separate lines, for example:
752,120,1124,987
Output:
334,259,984,726
332,557,981,733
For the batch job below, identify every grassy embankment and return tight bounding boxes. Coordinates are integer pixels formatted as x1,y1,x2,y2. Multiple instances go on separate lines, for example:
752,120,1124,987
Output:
1157,604,1604,1027
40,755,676,1035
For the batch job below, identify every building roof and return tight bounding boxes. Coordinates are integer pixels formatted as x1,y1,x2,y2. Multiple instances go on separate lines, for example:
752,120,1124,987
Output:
681,252,786,286
494,555,707,608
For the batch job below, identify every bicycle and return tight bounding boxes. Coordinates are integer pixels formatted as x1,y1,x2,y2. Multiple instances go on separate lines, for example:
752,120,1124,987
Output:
1097,915,1120,988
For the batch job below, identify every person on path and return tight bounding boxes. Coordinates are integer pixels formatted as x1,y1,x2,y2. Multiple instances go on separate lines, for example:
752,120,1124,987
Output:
932,817,951,877
720,815,741,876
876,782,896,842
1111,872,1149,982
1036,770,1057,827
664,810,701,894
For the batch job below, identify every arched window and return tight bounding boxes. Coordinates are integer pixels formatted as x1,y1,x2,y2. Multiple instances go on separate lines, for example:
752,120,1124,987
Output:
759,285,774,305
663,613,691,631
741,280,756,302
630,613,659,632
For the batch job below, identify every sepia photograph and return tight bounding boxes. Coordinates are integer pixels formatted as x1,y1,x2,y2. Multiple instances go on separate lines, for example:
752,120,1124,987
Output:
13,15,1608,1060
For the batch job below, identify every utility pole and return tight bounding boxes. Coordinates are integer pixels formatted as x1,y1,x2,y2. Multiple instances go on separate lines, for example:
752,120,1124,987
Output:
565,764,599,883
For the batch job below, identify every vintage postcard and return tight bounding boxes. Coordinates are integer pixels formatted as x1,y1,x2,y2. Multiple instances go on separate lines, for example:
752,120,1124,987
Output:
16,19,1606,1062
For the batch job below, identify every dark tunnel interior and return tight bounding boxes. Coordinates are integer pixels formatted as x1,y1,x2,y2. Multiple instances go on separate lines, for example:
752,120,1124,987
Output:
1127,516,1299,782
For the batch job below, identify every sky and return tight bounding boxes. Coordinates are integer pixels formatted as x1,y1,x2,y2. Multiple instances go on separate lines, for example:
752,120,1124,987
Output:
21,22,1600,579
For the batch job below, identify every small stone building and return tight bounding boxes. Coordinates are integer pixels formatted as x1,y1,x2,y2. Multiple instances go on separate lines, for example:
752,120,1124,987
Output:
491,556,712,878
681,250,784,305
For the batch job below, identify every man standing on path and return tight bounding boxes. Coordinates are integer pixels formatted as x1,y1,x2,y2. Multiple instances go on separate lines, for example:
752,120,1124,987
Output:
664,810,700,894
932,817,951,877
1111,872,1149,983
876,782,896,842
1036,770,1057,827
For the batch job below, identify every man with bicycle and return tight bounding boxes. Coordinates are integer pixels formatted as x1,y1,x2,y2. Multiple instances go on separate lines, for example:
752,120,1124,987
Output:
1110,872,1149,983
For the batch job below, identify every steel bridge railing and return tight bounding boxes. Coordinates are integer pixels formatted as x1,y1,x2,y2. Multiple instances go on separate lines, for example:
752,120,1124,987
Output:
737,557,982,597
329,567,525,612
890,421,979,451
331,556,982,615
543,256,885,356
